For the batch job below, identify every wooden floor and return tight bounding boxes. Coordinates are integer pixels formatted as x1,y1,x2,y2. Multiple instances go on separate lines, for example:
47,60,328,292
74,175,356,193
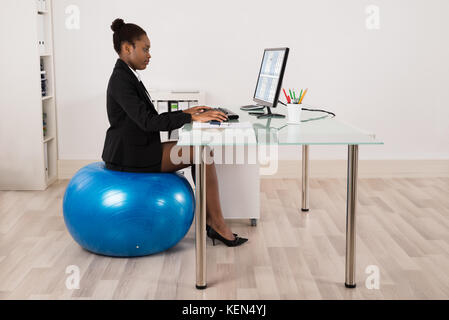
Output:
0,177,448,300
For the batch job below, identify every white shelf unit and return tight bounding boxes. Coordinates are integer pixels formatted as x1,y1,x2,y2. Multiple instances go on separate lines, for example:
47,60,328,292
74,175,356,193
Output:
150,91,206,142
38,0,58,187
0,0,58,190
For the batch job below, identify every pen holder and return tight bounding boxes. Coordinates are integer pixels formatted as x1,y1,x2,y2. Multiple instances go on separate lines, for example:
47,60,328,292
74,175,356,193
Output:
287,103,302,124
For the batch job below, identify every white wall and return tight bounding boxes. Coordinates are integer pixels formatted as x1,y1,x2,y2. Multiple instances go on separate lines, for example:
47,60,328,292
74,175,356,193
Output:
52,0,449,161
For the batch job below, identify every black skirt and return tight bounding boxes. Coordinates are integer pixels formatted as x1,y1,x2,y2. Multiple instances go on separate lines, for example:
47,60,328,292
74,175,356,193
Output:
105,161,161,173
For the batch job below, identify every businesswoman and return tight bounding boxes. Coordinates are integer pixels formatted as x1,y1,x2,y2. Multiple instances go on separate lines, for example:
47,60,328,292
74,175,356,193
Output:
102,18,247,247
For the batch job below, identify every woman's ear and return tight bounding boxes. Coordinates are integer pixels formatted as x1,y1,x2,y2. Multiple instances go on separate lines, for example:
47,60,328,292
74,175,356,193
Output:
122,41,132,55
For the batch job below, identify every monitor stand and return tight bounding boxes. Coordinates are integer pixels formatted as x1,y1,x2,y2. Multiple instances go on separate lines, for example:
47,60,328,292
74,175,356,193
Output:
255,107,285,119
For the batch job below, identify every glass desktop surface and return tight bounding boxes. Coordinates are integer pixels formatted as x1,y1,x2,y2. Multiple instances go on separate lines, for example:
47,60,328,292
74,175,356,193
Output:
177,107,384,147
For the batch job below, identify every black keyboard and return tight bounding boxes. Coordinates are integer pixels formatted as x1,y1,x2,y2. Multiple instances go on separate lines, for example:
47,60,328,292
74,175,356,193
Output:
213,107,239,120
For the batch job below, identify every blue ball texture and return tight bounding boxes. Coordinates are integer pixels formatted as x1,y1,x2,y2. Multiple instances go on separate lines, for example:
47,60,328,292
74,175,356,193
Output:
63,162,195,257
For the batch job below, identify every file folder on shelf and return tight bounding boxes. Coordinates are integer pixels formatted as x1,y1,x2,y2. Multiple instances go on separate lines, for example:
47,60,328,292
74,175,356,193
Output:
157,101,169,113
189,101,199,108
179,101,189,111
170,101,179,112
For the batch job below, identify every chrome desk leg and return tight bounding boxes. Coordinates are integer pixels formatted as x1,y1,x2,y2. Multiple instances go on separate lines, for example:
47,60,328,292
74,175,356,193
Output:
301,145,310,212
195,145,207,289
345,145,358,288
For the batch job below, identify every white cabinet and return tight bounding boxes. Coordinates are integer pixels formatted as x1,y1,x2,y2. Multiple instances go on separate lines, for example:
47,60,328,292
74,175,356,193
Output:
182,150,261,225
161,93,260,225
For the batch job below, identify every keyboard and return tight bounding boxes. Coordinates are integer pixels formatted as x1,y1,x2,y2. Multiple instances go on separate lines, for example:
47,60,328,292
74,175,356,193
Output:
240,105,265,111
212,107,239,121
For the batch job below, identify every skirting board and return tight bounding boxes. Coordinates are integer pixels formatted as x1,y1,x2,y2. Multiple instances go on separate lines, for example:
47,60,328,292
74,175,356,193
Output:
58,159,449,180
260,160,449,179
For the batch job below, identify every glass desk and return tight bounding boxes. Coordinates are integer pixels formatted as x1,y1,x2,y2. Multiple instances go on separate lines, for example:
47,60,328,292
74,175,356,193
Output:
178,108,383,289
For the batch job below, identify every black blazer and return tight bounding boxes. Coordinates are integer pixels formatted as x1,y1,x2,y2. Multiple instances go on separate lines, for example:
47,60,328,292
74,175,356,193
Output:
102,58,192,172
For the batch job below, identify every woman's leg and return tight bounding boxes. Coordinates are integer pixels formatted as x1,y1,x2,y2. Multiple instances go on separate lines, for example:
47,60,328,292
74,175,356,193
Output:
160,141,235,240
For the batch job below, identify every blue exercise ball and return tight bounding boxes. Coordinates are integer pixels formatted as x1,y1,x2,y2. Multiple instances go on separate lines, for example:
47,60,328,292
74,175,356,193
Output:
63,162,195,257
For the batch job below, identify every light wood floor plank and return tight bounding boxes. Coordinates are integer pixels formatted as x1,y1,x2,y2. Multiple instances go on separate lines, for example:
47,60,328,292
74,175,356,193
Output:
0,178,447,299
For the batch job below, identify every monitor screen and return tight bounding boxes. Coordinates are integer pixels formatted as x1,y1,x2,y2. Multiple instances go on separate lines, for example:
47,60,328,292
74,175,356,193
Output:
253,48,289,108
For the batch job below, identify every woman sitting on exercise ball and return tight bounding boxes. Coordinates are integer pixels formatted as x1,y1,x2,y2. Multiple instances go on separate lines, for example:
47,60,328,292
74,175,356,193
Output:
102,18,247,247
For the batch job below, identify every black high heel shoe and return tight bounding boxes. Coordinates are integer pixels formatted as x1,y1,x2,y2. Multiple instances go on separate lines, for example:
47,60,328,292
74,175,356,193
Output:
206,225,248,247
206,224,237,237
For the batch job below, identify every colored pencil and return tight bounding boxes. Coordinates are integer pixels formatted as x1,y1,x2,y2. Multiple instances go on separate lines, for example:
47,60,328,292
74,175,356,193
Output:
299,88,308,104
282,88,289,101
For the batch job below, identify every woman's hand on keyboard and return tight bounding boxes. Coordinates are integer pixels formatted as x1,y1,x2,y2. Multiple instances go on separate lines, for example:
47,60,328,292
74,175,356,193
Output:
183,106,212,115
191,109,228,123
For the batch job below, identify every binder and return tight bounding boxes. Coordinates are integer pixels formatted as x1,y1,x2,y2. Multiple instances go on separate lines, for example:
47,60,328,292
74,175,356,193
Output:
189,101,199,108
170,101,179,112
179,101,189,111
168,101,180,140
156,102,169,141
157,101,168,113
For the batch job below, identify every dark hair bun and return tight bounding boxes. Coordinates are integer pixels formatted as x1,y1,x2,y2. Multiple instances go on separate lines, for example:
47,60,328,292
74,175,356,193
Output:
111,18,125,33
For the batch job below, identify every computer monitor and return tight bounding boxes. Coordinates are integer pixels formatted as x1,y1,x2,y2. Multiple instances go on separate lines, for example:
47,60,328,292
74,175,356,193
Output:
252,47,289,119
